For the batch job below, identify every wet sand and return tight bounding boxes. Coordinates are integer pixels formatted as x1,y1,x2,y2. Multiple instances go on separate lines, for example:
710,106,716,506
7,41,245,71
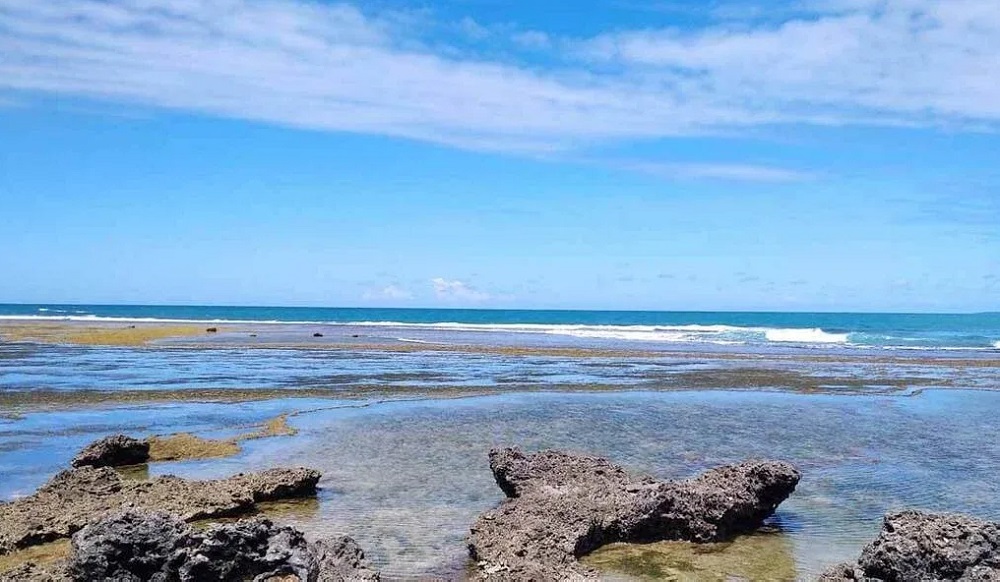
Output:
0,322,210,346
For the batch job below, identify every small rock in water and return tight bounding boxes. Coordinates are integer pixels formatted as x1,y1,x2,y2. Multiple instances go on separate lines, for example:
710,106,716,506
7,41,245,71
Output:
71,434,150,468
313,332,324,337
206,327,218,333
819,510,1000,581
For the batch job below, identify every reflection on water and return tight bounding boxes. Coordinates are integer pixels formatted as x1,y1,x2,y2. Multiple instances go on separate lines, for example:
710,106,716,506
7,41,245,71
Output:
2,389,999,580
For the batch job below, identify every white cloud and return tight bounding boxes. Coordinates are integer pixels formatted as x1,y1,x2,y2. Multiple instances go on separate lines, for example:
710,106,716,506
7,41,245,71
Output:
0,0,997,157
431,278,491,303
511,30,551,50
362,284,413,301
609,160,815,182
458,16,490,41
580,0,1000,124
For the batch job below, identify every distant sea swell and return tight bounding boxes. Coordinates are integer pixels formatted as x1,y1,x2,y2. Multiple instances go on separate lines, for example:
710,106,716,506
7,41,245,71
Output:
1,305,998,351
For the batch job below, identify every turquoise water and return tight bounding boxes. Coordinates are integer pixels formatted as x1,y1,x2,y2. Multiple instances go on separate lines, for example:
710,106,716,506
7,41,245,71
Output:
2,304,999,350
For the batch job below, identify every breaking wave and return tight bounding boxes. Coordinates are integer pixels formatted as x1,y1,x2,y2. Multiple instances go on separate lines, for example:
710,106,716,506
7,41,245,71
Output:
1,314,996,350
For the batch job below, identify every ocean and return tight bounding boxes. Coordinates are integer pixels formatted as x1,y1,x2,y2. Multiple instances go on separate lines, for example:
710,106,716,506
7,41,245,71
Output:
2,303,998,351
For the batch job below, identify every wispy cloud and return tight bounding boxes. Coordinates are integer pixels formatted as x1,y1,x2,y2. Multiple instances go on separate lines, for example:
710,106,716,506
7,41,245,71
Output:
0,0,997,156
610,160,815,182
431,277,492,303
579,0,1000,125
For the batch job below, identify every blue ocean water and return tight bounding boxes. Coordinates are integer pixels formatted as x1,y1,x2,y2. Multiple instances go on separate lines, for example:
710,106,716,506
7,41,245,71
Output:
1,304,999,350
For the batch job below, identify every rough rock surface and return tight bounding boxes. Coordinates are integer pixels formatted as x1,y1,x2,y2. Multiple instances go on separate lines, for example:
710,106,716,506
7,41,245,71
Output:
0,466,320,554
70,434,150,468
819,510,1000,581
0,562,69,582
64,510,379,581
469,447,800,580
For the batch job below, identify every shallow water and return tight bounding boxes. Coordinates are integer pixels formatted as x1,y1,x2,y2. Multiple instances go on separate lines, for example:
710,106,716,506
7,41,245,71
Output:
4,389,998,580
1,340,991,398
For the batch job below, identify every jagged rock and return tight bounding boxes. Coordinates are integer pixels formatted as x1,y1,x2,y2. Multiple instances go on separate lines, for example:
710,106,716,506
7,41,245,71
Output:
818,510,1000,581
469,447,800,580
0,466,320,554
70,434,150,468
65,510,379,582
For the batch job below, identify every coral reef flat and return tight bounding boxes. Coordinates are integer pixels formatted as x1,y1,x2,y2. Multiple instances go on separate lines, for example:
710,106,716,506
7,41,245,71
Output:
1,317,999,579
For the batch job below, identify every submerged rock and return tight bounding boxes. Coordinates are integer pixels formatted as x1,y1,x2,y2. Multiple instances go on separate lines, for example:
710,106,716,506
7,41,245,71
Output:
70,434,150,468
469,447,800,580
819,510,1000,581
65,510,379,581
0,466,320,554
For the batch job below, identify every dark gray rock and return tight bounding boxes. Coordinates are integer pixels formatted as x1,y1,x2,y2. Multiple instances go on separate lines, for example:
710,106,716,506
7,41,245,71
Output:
0,466,321,554
71,434,150,468
67,510,191,581
65,510,378,582
819,510,1000,581
469,447,800,580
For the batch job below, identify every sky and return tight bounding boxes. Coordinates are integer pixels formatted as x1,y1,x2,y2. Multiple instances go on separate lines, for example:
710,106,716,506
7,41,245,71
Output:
0,0,998,312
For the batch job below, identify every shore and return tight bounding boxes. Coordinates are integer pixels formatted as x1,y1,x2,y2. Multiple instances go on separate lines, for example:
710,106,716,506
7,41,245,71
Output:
2,318,999,578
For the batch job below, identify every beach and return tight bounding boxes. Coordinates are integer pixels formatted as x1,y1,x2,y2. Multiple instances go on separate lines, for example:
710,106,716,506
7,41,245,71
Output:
1,308,999,579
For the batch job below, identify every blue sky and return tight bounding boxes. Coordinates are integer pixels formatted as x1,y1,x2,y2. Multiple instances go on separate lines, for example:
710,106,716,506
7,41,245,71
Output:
0,0,998,312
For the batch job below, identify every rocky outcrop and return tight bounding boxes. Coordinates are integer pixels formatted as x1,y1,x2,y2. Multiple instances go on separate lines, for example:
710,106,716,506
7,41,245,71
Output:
469,447,800,580
65,510,379,581
819,510,1000,581
70,434,150,468
0,466,320,554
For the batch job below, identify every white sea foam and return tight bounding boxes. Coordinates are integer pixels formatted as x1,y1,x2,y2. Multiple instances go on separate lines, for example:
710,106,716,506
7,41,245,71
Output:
764,327,850,344
994,340,1000,349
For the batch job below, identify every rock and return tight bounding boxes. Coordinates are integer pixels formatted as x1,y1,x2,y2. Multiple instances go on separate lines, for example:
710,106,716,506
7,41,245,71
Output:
313,333,324,338
818,510,1000,581
67,510,191,581
0,466,321,554
469,447,800,580
70,434,150,468
65,510,379,582
312,536,381,581
206,327,218,333
0,562,69,582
